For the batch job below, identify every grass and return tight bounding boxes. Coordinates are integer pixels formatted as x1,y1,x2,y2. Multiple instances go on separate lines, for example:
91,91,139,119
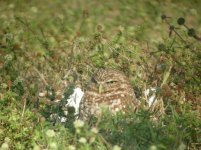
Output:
0,0,201,149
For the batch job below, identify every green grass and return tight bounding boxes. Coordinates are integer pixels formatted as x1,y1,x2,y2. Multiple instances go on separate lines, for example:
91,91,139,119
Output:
0,0,201,149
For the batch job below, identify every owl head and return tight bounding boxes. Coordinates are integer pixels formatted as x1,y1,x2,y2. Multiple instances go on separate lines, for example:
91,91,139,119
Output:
90,69,130,94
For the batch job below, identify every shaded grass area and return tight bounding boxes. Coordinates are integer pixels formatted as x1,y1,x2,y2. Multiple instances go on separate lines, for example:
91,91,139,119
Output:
0,0,201,149
0,92,200,149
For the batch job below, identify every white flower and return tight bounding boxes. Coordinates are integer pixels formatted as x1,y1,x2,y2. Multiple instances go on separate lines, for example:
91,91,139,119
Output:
60,117,67,123
0,142,9,150
189,9,197,15
118,25,125,32
67,145,76,150
76,128,81,134
91,127,99,134
49,37,56,45
149,145,157,150
178,143,186,150
1,83,7,89
38,92,46,97
46,130,56,138
31,7,38,13
49,142,57,149
4,137,10,143
33,145,41,150
58,14,64,20
89,137,95,144
112,145,121,150
78,137,87,144
73,119,84,128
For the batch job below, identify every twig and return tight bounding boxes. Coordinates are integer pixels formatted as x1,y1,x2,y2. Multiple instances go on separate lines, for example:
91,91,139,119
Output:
32,66,48,86
21,93,28,118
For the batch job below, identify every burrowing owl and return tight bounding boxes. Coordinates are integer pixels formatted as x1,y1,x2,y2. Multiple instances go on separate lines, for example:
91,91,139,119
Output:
79,69,139,120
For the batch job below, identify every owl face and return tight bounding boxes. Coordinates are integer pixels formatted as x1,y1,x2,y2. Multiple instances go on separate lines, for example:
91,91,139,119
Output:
91,69,129,94
79,69,139,120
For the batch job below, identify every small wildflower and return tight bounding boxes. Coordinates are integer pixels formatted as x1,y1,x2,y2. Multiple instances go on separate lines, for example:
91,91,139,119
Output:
178,143,186,150
49,37,56,45
73,119,84,128
60,117,67,123
89,137,95,144
46,129,56,138
49,142,57,149
189,9,197,15
1,83,8,89
101,38,107,44
4,137,10,143
149,145,157,150
39,117,46,123
112,145,121,150
118,25,124,33
33,145,41,150
31,7,38,13
114,44,120,49
39,92,47,97
58,14,64,20
91,127,99,134
0,142,9,150
78,137,87,144
76,128,81,134
68,145,76,150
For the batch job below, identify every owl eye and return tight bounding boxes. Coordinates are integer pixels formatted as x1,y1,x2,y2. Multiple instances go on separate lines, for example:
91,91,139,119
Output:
91,77,98,84
106,80,117,84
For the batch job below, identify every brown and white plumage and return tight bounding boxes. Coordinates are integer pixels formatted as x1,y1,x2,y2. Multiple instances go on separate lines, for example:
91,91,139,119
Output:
79,69,139,121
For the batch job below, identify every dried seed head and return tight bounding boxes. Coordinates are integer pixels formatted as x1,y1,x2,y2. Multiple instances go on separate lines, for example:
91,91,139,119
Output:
188,28,196,37
161,14,167,20
177,17,185,25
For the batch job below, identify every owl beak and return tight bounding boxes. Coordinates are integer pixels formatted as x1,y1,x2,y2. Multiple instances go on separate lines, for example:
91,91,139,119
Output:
98,84,104,94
